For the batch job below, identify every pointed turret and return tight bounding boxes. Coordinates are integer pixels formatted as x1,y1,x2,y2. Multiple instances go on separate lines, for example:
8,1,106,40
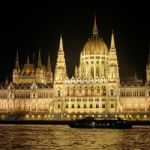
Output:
134,72,137,83
59,34,63,51
33,53,35,64
47,54,51,72
92,12,98,36
148,42,150,64
37,49,42,68
54,34,67,84
46,53,53,83
110,30,116,51
15,50,20,70
146,43,150,83
108,30,120,82
75,66,78,78
27,55,30,64
5,77,9,86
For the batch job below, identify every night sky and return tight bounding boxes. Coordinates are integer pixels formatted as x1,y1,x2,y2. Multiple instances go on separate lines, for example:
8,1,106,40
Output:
0,1,149,82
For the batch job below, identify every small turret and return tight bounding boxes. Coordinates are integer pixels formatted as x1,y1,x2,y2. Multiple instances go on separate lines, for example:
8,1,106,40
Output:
47,54,51,72
110,30,116,51
75,66,78,78
37,49,42,68
146,43,150,83
92,12,98,36
15,50,20,70
46,54,53,83
27,55,30,64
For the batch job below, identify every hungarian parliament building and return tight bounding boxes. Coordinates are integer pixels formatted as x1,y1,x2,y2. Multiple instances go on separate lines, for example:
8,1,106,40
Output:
0,16,150,120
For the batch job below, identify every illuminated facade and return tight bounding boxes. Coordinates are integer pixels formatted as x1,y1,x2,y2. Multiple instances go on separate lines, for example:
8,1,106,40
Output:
0,16,150,120
13,50,53,84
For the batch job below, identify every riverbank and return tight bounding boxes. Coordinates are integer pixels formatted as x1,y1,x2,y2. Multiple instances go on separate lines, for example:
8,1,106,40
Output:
0,120,72,125
0,120,150,126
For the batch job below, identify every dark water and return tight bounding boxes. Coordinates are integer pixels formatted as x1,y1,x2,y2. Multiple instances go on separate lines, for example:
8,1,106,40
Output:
0,125,150,150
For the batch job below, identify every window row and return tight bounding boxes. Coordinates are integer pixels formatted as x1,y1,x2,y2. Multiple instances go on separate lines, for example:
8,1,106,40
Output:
64,98,115,102
0,94,7,99
120,91,145,97
57,104,114,109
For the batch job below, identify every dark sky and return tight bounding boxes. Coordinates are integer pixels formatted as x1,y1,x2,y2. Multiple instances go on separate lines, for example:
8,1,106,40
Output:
0,1,149,82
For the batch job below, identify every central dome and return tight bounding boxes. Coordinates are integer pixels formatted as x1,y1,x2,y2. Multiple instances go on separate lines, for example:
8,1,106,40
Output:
82,36,108,55
82,15,108,55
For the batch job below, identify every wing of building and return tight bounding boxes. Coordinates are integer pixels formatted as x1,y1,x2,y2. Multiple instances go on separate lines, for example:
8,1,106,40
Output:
0,15,150,120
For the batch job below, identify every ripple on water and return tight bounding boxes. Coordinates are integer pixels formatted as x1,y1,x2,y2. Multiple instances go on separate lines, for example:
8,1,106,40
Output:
0,125,150,150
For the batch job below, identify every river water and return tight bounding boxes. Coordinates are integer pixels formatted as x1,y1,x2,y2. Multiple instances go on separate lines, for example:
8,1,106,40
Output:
0,125,149,150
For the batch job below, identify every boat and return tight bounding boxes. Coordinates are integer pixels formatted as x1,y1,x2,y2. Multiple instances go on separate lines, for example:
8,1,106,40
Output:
69,117,132,129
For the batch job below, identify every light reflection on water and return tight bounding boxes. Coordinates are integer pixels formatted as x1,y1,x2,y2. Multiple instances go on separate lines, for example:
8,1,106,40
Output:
0,125,149,150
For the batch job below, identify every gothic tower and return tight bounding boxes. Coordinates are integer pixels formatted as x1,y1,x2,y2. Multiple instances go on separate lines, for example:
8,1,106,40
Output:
54,34,67,85
13,50,20,83
15,50,20,70
37,49,42,68
146,43,150,84
108,31,120,83
108,31,121,113
46,54,53,83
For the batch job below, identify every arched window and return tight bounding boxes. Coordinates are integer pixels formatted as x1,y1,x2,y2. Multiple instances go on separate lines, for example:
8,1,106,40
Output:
91,67,94,78
110,89,114,96
72,104,74,108
84,104,86,108
96,67,99,77
90,104,93,108
82,67,84,73
58,104,60,108
85,89,88,96
79,88,82,94
66,104,68,108
102,104,105,108
111,73,113,79
102,86,106,96
67,88,69,96
97,88,100,94
77,104,80,108
91,89,94,96
111,104,114,108
33,93,35,98
58,90,61,97
73,88,75,96
96,104,99,108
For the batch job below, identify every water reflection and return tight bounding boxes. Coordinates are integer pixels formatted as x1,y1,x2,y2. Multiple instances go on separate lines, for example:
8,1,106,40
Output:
0,125,149,150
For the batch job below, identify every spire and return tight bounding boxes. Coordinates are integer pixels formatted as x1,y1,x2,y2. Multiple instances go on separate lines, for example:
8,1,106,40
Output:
15,50,20,70
59,34,63,51
75,66,78,78
93,12,98,36
37,49,42,67
5,77,9,86
54,34,67,83
110,30,116,50
47,54,51,72
148,42,150,64
27,55,30,64
33,52,35,64
134,72,137,82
